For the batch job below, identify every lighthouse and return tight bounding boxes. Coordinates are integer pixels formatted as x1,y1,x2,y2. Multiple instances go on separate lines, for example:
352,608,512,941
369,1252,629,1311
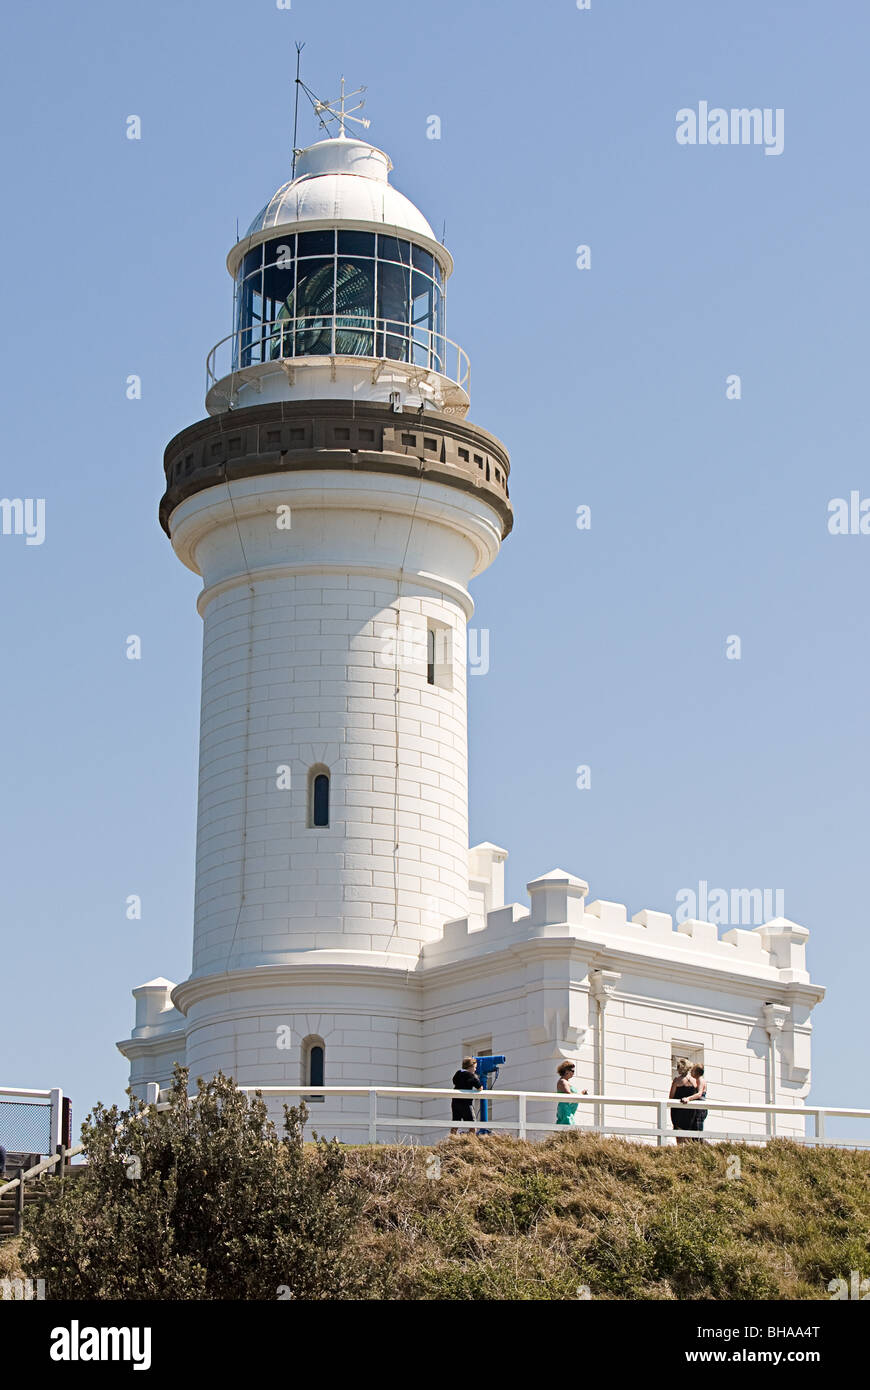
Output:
120,106,823,1143
120,114,513,1129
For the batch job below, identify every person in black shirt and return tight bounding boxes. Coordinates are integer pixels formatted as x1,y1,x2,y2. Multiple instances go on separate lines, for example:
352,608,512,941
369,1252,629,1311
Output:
450,1056,482,1134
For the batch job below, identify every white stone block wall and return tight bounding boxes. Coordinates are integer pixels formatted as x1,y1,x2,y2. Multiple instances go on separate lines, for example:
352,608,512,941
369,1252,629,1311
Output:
167,469,504,985
191,572,469,970
175,970,423,1143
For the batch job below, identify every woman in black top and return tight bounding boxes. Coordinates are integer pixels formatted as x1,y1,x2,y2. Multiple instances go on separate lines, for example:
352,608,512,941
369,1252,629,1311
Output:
450,1056,482,1134
669,1059,696,1144
687,1064,708,1135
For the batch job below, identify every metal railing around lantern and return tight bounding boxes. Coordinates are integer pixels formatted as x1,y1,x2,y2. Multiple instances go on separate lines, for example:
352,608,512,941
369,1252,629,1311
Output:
206,314,471,397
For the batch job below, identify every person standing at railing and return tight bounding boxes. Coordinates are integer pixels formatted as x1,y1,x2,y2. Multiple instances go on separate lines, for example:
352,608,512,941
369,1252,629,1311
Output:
450,1057,482,1135
669,1059,697,1144
686,1064,708,1137
555,1062,588,1126
0,1143,6,1179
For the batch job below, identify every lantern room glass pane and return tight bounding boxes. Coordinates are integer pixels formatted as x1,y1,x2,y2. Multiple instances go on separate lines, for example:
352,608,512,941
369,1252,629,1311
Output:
297,229,335,257
335,257,375,354
378,234,411,264
263,263,294,311
263,264,294,359
292,258,335,354
241,246,263,281
338,229,375,256
264,234,295,269
411,272,435,367
411,245,434,276
377,259,411,360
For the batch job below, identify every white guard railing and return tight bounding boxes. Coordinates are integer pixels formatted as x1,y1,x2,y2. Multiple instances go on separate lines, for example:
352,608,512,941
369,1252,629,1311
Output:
2,1087,867,1209
206,315,471,395
205,1086,869,1150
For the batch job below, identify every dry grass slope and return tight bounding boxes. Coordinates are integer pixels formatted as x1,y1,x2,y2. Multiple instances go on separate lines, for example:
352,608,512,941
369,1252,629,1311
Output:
345,1134,870,1300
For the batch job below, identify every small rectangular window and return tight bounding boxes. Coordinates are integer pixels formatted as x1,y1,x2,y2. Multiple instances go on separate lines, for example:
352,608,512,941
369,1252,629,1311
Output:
424,438,437,451
671,1042,705,1075
458,448,469,462
401,433,417,447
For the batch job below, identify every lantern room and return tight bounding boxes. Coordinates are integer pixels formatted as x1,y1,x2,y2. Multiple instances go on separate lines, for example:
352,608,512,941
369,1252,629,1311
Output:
206,136,470,416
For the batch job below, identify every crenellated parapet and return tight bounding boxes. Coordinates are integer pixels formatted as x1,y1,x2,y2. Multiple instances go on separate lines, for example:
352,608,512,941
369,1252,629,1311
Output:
422,854,814,987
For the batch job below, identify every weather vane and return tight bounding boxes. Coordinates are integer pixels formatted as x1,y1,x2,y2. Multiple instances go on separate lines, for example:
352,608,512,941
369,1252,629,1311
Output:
291,50,372,177
312,76,371,138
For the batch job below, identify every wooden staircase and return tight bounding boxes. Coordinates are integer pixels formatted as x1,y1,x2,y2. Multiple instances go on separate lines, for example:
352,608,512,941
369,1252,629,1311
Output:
0,1180,46,1239
0,1162,85,1240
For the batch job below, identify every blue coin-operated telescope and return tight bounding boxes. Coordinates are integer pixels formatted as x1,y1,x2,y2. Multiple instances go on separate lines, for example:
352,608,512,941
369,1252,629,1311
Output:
475,1055,506,1132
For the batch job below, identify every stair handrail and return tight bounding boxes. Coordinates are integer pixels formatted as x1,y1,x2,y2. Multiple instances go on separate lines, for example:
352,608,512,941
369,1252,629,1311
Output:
0,1143,84,1197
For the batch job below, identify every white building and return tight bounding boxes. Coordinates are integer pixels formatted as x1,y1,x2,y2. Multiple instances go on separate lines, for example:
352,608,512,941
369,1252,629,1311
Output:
119,126,824,1141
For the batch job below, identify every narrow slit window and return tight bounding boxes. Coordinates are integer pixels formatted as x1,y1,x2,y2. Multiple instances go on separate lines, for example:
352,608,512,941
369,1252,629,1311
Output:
312,774,329,826
309,1044,324,1086
303,1036,325,1103
308,765,331,828
426,621,453,691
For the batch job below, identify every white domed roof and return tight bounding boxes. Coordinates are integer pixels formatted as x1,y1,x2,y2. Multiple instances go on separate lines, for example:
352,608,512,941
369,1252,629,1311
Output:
245,136,437,242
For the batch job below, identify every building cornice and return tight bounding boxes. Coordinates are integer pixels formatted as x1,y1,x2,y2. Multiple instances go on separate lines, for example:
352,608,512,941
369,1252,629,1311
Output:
419,933,826,1007
116,1028,186,1061
170,961,423,1016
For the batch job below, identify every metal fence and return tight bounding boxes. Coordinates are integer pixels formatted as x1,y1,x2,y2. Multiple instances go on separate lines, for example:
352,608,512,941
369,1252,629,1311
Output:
0,1088,63,1158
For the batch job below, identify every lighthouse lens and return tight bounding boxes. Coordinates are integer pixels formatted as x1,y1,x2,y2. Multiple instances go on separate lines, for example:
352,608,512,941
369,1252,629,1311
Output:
335,257,375,354
293,258,335,354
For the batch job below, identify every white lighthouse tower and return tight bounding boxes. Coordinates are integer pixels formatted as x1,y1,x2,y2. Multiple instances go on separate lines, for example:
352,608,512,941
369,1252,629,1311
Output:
120,104,823,1143
120,112,512,1129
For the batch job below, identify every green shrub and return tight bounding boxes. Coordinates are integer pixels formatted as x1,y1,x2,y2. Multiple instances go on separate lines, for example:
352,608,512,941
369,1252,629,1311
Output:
21,1067,364,1300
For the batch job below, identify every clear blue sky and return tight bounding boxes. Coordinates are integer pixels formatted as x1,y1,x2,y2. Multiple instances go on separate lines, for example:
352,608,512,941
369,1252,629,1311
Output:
1,0,867,1130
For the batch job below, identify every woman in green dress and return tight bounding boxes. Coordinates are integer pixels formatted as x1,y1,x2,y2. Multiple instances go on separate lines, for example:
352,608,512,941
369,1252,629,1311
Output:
556,1061,587,1125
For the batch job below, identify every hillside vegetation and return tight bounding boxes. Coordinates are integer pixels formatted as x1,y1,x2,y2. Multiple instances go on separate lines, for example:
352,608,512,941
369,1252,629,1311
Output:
4,1072,868,1300
344,1132,870,1300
